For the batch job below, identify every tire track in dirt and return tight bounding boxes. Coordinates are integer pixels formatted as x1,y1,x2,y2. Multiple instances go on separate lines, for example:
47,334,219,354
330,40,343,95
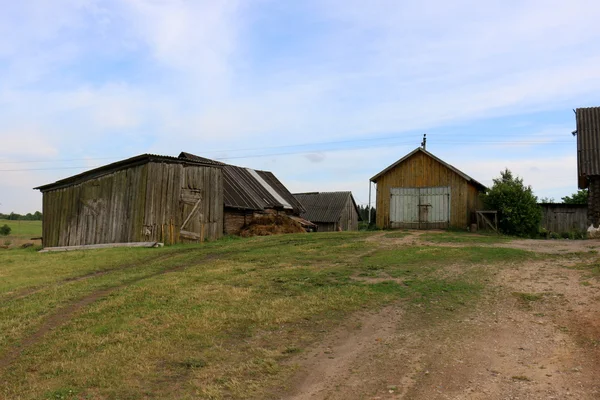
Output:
0,254,215,373
0,238,344,373
1,249,202,302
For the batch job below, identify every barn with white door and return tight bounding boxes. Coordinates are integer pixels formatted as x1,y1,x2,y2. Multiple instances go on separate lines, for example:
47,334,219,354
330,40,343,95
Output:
370,147,487,229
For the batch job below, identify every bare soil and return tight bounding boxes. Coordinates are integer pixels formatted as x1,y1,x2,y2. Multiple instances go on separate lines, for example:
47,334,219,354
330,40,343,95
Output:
283,233,600,399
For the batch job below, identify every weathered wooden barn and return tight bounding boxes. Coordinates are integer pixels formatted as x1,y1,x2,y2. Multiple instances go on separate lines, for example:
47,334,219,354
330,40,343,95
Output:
574,107,600,234
293,191,361,232
179,152,306,234
539,203,587,235
35,154,224,247
370,147,487,229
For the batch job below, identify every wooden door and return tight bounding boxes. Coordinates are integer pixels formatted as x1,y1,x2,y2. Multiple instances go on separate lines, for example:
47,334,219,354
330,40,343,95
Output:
390,187,450,229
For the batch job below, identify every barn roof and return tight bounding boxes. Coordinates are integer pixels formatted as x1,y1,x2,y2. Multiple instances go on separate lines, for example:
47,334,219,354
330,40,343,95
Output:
34,154,220,192
370,147,487,191
293,191,361,223
575,107,600,188
178,152,305,213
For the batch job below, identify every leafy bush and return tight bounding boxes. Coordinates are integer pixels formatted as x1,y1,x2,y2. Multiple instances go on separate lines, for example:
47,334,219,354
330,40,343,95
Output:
482,169,541,237
0,224,11,236
562,189,588,205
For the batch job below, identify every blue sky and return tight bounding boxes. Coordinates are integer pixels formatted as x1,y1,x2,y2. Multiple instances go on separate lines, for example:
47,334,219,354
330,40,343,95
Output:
1,0,599,213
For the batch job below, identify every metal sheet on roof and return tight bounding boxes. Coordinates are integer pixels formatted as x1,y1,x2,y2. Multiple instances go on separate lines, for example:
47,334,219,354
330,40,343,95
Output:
576,107,600,188
179,152,304,213
246,168,292,209
294,191,359,223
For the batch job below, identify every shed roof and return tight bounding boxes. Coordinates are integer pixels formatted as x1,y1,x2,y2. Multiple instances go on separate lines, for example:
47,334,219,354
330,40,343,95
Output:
293,191,361,223
35,154,220,192
178,152,305,213
575,107,600,188
370,147,487,191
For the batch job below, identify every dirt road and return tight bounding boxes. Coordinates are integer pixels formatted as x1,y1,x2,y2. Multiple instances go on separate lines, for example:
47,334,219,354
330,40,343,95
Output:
283,233,600,399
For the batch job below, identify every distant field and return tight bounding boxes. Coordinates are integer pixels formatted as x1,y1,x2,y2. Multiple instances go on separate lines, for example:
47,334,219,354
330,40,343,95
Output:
0,219,42,238
0,231,549,400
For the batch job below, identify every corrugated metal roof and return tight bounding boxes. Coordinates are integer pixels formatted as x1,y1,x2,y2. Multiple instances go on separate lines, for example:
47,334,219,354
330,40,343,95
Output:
293,191,360,223
576,107,600,188
369,147,487,191
178,152,226,166
179,153,305,213
35,154,221,192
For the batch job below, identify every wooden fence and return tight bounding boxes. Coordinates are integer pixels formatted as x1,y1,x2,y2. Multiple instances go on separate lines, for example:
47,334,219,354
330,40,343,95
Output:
539,203,587,234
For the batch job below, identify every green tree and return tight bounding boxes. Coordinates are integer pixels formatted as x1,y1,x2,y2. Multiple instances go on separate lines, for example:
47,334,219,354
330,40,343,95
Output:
562,189,588,204
482,169,541,237
0,224,11,235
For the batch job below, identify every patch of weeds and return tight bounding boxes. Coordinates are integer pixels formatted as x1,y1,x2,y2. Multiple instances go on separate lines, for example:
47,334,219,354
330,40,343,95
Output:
568,261,600,277
44,388,78,400
383,232,409,239
282,347,301,354
177,359,207,369
511,375,532,382
581,281,592,286
513,292,544,302
420,232,511,244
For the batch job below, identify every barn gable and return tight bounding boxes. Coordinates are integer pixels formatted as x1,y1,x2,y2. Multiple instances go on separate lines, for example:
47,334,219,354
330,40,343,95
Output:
370,148,486,230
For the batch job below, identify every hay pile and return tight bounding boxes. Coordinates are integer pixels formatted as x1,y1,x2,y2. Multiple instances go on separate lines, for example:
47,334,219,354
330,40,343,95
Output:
239,214,306,237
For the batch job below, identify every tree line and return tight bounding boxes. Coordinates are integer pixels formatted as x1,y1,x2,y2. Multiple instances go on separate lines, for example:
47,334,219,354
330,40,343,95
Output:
0,211,43,221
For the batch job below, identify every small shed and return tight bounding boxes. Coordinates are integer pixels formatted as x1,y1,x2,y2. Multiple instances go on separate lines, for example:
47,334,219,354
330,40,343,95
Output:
179,152,306,234
575,107,600,230
370,147,487,229
35,154,223,247
293,191,361,232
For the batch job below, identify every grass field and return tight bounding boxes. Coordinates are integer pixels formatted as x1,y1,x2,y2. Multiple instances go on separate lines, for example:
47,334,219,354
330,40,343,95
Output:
0,231,548,399
0,219,42,237
0,219,42,248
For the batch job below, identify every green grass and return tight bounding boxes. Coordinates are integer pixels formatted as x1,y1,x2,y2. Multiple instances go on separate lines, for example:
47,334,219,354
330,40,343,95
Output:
0,219,42,238
0,231,536,400
420,231,512,244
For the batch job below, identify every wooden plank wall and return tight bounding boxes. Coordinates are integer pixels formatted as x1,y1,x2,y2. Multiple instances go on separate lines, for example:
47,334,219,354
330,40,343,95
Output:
42,162,223,247
540,204,587,233
339,198,359,231
374,151,483,229
143,163,223,244
42,164,148,247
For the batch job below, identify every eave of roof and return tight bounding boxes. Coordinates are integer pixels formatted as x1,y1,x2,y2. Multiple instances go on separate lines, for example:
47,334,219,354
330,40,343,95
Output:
369,147,487,191
34,153,221,192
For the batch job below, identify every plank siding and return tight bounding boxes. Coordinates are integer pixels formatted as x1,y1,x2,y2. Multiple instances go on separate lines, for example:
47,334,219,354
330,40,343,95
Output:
374,151,483,229
540,204,587,234
41,161,222,247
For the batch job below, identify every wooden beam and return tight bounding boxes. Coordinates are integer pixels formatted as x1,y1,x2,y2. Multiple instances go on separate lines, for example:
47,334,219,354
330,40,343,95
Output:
39,242,164,253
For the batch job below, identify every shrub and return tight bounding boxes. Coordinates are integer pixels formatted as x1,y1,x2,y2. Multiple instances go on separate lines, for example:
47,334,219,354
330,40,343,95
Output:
0,224,11,236
482,169,541,237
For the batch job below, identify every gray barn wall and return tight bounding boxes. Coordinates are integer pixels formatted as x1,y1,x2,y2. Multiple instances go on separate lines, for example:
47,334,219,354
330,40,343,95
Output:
540,204,587,234
42,162,223,247
339,197,359,231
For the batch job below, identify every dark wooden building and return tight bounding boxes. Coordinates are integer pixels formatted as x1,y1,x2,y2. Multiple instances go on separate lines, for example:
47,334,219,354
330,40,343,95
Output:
294,191,361,232
575,107,600,233
370,147,487,229
179,153,306,234
35,154,224,247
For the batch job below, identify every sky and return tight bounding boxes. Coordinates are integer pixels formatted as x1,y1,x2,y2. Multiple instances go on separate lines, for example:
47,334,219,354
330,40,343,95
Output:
1,0,600,214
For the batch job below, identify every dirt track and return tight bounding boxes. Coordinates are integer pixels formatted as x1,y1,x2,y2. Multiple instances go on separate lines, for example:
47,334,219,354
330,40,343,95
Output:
284,233,600,399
